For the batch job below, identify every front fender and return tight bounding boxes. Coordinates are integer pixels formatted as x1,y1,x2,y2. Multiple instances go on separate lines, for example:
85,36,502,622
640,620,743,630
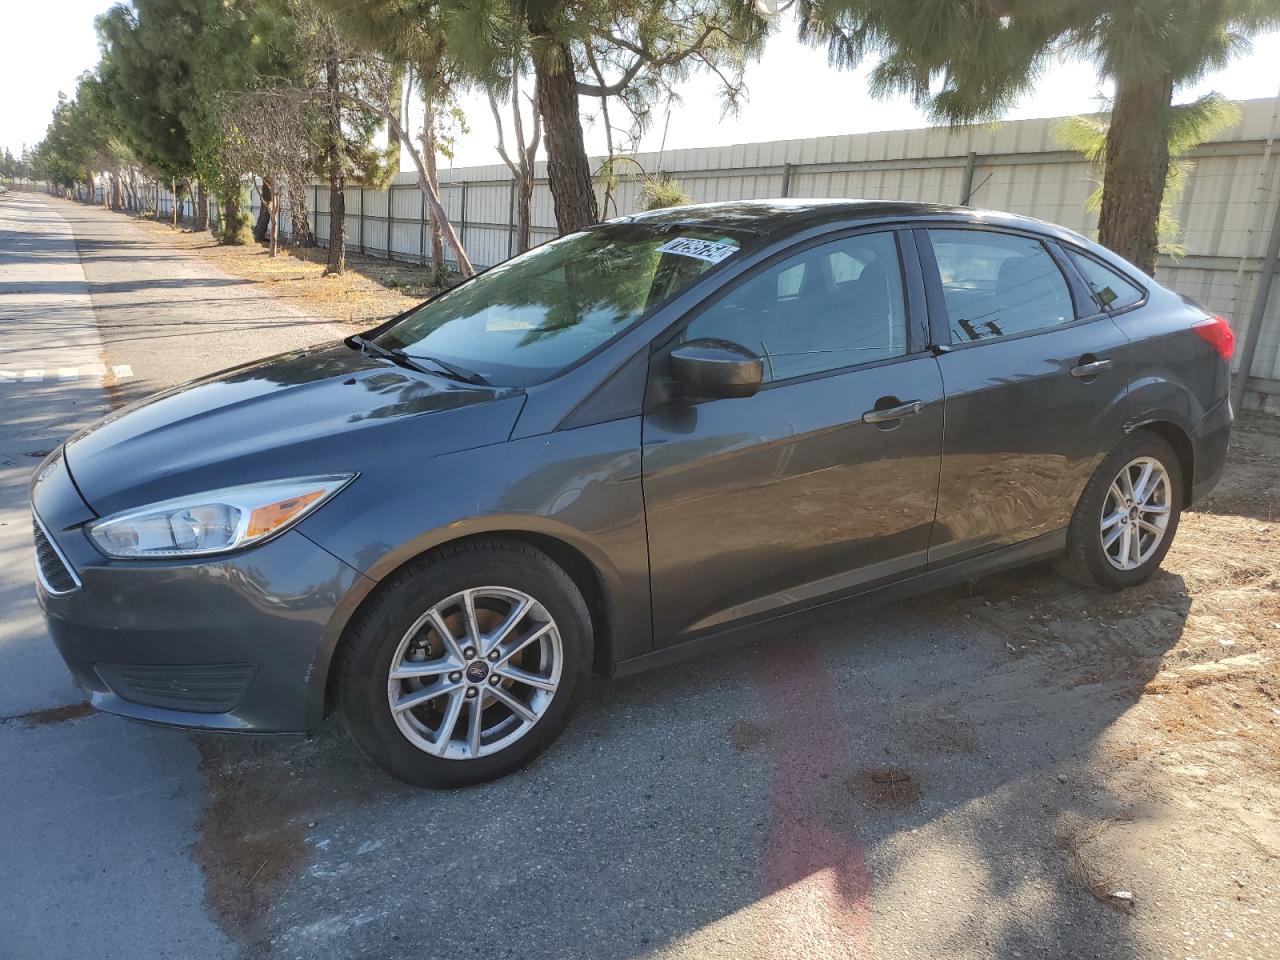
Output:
297,418,652,725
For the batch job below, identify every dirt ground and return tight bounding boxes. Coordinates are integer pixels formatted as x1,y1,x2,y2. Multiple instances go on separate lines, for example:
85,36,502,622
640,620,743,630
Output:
123,210,440,327
934,416,1280,782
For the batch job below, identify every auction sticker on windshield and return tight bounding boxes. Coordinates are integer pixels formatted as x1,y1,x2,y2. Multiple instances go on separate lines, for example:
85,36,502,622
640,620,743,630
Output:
656,236,740,264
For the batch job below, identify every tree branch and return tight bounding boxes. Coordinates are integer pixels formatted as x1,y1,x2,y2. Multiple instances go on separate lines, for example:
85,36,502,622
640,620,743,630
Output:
488,91,519,176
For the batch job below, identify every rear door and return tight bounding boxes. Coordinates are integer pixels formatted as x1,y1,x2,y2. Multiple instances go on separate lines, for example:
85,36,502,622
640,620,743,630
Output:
918,227,1131,564
641,229,944,646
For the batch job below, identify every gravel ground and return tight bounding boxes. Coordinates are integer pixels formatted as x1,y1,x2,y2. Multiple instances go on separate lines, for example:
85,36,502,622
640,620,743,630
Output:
2,194,1277,960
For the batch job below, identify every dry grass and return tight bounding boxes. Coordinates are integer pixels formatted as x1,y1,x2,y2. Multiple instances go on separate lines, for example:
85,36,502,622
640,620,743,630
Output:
125,213,446,327
1060,816,1137,911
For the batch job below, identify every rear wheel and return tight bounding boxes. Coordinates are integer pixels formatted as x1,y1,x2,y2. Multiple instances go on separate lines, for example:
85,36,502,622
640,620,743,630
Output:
336,539,592,787
1055,431,1183,590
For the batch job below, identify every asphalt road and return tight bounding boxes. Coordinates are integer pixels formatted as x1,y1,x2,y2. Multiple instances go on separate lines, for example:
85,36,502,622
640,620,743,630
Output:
0,192,1273,960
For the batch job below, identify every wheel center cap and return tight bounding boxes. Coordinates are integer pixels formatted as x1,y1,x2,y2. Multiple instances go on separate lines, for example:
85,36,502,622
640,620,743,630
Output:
465,661,490,683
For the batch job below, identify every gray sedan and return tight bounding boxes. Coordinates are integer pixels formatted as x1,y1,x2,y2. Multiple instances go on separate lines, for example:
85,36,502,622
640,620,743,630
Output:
32,200,1233,786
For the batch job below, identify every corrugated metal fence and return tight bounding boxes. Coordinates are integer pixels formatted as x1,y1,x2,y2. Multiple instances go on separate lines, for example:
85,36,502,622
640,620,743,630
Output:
97,95,1280,413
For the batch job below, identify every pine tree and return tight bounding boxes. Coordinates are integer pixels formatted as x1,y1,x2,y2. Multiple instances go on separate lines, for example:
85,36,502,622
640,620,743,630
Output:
799,0,1280,274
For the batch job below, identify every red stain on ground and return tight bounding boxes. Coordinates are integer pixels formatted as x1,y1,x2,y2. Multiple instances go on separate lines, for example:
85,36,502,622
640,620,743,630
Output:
754,640,871,959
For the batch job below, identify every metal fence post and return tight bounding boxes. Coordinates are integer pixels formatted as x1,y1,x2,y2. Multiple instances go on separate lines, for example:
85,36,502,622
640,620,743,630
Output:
1232,198,1280,411
420,190,427,265
780,162,792,198
385,184,393,260
960,151,979,205
313,184,319,245
507,179,517,258
459,182,468,260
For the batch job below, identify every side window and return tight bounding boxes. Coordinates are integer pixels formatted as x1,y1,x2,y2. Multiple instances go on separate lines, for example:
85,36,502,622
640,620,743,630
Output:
1066,249,1145,311
684,232,908,382
927,229,1075,343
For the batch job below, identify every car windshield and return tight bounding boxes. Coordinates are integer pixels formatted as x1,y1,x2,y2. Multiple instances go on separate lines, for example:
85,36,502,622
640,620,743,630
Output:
374,223,749,386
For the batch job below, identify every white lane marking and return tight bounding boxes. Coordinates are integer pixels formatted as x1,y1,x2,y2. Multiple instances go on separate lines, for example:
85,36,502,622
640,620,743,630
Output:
0,365,133,384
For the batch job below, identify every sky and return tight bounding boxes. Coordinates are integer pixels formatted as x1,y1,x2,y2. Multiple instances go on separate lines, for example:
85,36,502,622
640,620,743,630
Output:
4,1,1280,168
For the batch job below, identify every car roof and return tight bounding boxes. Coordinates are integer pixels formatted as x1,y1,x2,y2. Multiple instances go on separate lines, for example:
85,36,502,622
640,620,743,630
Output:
617,198,1087,244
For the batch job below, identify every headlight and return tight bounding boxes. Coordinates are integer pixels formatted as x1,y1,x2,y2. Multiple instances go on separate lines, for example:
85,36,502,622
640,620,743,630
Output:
86,475,355,559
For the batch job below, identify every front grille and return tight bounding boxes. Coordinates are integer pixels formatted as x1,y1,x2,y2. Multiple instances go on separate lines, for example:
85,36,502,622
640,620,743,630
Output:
33,515,80,595
95,663,257,713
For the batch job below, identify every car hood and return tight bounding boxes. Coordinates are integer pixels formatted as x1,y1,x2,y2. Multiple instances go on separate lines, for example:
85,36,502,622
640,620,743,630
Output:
64,341,526,517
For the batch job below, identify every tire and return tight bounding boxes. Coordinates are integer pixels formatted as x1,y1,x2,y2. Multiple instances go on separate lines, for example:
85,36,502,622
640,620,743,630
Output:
335,538,593,788
1054,431,1184,590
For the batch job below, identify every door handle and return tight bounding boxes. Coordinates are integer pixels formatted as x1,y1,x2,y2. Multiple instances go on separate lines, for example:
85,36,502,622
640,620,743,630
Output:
862,399,923,424
1070,358,1113,379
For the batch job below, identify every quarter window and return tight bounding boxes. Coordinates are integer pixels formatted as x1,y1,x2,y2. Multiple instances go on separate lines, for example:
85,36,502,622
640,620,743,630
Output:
684,232,908,382
927,229,1075,342
1066,249,1145,311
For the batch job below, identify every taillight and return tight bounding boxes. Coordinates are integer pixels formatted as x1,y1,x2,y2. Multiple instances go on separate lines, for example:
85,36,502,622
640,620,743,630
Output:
1193,315,1235,362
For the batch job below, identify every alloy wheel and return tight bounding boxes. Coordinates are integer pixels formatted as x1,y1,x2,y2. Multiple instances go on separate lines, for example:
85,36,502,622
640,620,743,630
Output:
386,586,563,760
1100,456,1172,571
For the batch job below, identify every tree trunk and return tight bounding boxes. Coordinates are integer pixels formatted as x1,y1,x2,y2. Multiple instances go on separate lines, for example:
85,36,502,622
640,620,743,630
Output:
387,111,473,275
515,173,533,254
268,195,279,257
290,183,315,247
254,178,273,242
1097,71,1175,276
345,83,473,275
324,52,346,276
534,39,596,235
195,180,209,232
181,178,195,224
170,177,179,228
154,180,164,221
422,97,446,269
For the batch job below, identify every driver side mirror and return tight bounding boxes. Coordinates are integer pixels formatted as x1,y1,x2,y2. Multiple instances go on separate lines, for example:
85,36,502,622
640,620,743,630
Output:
669,339,764,400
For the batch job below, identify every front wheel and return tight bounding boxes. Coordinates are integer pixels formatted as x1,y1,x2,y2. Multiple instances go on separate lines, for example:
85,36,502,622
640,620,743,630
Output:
1055,432,1184,590
335,539,593,787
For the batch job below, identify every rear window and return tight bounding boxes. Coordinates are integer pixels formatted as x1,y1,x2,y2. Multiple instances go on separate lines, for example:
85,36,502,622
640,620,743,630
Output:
1066,249,1145,311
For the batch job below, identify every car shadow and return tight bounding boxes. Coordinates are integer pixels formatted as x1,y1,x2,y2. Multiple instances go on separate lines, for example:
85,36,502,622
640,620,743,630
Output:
188,562,1188,960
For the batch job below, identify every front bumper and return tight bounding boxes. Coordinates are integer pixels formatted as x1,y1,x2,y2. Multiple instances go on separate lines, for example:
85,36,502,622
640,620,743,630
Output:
32,453,370,733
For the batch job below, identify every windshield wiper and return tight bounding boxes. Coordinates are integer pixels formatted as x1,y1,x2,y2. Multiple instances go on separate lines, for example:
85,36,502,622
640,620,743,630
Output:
347,334,429,373
346,335,487,385
410,354,488,385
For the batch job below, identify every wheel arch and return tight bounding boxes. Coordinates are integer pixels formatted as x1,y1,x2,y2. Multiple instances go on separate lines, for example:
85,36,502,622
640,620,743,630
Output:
1130,418,1194,506
318,528,619,721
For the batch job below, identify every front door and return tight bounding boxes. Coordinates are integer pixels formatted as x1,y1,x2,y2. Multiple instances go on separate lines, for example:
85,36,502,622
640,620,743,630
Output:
918,227,1131,564
641,230,945,646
